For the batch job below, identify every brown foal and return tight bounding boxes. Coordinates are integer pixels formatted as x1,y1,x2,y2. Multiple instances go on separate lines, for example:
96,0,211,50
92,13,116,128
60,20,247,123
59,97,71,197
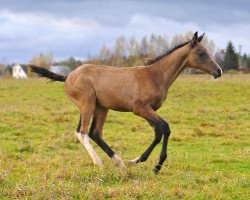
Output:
30,32,222,174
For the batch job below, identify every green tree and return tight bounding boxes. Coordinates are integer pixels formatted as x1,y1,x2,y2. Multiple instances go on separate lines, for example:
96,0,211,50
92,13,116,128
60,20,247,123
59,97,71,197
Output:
223,41,238,70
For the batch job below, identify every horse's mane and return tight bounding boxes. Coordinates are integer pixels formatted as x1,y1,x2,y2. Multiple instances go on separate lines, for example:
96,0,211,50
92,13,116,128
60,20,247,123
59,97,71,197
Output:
144,40,190,66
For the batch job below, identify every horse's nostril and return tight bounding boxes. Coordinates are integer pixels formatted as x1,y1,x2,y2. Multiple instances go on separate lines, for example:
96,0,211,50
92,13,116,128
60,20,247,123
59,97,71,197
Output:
217,69,222,77
212,69,222,79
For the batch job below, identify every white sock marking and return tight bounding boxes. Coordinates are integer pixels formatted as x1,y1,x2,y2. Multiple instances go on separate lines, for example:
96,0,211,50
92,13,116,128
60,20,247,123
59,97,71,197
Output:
75,132,103,166
128,157,140,165
112,154,126,168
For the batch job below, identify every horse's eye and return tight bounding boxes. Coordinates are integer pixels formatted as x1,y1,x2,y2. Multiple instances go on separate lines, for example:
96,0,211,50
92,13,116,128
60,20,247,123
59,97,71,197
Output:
198,51,206,57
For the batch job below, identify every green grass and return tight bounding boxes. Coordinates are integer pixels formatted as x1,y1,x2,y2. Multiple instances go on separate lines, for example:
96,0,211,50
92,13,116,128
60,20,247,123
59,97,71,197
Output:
0,74,249,199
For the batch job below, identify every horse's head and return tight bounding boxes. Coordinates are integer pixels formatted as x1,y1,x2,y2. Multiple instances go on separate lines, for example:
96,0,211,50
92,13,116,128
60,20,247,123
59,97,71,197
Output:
186,32,222,79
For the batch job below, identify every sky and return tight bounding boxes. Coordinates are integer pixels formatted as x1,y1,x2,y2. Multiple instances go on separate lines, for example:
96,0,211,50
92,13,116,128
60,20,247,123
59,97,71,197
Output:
0,0,250,63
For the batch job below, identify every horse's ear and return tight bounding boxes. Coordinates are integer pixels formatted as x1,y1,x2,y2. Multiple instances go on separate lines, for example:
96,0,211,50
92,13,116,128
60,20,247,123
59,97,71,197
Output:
197,33,205,43
190,31,198,47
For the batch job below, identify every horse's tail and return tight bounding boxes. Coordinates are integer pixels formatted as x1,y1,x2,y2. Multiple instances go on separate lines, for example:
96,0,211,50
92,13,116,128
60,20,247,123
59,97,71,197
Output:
29,65,67,82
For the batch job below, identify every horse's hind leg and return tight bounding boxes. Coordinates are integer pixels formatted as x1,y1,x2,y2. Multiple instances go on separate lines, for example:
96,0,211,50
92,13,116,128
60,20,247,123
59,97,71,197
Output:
89,105,126,168
75,100,103,166
67,85,103,166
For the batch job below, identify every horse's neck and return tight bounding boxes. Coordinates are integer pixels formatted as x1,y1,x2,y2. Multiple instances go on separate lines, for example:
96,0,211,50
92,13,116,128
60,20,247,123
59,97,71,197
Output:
151,47,189,90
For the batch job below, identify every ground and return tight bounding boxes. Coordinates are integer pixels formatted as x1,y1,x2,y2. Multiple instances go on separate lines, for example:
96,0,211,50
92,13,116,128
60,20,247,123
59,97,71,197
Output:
0,74,249,199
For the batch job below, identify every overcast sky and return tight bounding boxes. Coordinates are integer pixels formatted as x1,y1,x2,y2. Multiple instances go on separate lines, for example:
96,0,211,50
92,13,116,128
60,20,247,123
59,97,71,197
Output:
0,0,249,63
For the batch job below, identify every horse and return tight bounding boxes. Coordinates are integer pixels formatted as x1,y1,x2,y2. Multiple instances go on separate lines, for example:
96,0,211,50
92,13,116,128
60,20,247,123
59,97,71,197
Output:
30,32,222,174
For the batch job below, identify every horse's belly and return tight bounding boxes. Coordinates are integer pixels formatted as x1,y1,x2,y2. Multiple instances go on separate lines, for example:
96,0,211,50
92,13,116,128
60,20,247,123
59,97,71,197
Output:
95,89,134,112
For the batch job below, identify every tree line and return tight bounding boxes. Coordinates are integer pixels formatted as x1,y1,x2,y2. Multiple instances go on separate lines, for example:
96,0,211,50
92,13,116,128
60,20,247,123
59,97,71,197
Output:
85,31,215,67
30,31,250,72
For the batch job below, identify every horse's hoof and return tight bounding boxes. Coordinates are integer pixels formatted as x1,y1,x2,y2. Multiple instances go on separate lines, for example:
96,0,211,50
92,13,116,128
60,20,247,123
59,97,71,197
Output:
128,157,140,165
153,164,161,174
94,160,104,167
112,154,126,168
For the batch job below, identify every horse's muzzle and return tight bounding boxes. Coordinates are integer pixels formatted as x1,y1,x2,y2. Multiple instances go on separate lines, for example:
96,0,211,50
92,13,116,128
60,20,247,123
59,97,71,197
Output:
212,69,222,79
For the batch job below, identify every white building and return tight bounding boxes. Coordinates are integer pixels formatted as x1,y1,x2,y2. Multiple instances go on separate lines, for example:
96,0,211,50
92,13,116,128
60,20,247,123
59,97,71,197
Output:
12,64,27,79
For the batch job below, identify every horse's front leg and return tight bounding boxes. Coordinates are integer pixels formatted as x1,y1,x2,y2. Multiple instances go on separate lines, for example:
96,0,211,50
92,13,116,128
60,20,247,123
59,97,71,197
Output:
129,105,171,174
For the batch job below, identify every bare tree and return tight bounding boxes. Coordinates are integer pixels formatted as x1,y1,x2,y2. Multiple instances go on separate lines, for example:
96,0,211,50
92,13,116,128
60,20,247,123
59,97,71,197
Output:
99,45,111,61
31,52,54,69
139,36,149,57
201,37,215,55
128,36,140,57
113,36,127,66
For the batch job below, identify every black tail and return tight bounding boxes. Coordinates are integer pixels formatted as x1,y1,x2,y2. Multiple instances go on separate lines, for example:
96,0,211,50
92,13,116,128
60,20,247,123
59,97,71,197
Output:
29,65,67,82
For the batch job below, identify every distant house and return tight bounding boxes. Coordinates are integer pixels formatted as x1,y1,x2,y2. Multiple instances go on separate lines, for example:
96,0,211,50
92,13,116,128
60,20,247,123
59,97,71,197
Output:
12,64,28,79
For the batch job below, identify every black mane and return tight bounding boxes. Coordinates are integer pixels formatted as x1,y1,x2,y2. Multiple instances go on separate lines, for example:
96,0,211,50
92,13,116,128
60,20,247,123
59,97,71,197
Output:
145,40,190,66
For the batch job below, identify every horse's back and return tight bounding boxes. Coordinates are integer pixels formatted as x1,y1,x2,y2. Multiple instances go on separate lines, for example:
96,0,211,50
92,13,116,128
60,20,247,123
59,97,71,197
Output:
65,64,144,111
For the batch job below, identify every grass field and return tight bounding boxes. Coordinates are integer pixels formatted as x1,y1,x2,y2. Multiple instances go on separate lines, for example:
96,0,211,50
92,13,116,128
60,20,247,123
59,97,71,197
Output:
0,74,249,199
